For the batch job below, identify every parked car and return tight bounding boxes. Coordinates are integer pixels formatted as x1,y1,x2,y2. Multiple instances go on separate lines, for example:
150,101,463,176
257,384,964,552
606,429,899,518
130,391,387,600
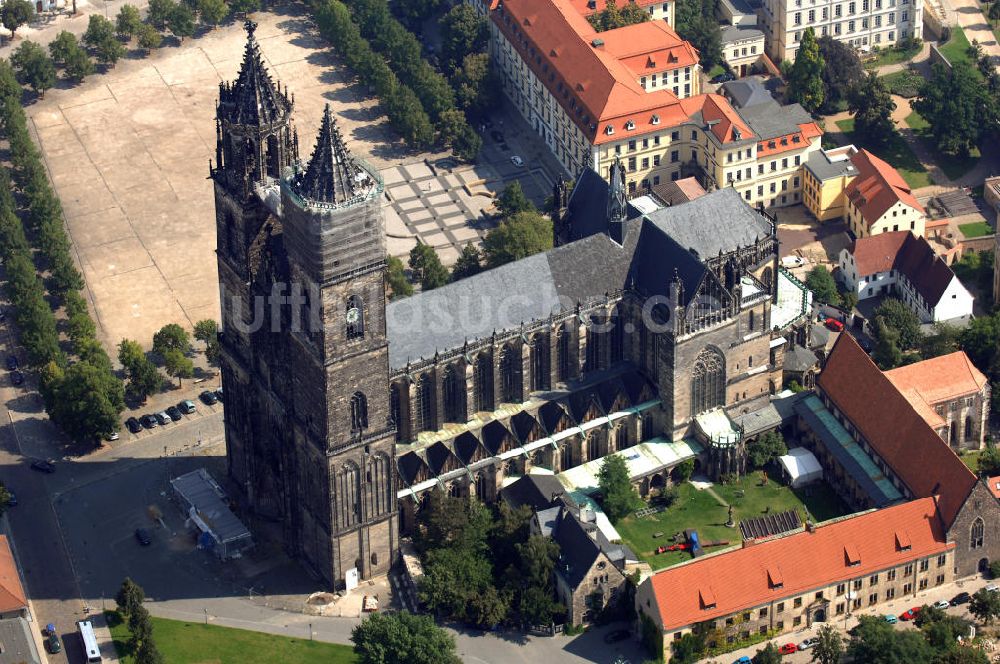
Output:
46,634,61,654
5,355,16,371
10,370,23,386
106,431,119,441
139,414,157,429
214,387,224,403
734,657,752,664
43,623,55,636
166,405,182,421
30,459,55,474
900,606,921,621
199,390,218,405
179,400,196,414
779,643,798,655
933,599,950,610
134,528,152,546
884,613,898,624
710,71,737,84
986,584,999,593
951,592,972,605
780,255,807,269
154,411,171,426
824,317,845,332
799,637,820,650
603,629,630,644
510,155,524,167
125,417,142,434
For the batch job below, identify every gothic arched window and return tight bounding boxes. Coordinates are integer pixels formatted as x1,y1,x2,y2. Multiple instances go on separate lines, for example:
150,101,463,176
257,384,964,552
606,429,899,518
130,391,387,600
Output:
587,433,601,461
350,392,368,432
748,310,756,332
691,348,726,417
530,334,549,392
442,364,464,423
473,353,493,413
390,382,402,441
965,416,974,441
972,518,985,549
762,266,774,291
337,462,361,529
346,295,365,340
556,325,570,382
610,310,624,364
585,319,602,372
414,374,435,433
499,345,518,404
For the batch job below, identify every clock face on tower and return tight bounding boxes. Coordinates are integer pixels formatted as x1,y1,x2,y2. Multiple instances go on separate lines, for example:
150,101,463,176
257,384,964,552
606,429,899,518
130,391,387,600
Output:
346,307,360,324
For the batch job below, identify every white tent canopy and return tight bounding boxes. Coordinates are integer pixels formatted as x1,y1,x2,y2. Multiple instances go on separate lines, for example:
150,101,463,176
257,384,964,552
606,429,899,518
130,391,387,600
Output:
779,447,823,488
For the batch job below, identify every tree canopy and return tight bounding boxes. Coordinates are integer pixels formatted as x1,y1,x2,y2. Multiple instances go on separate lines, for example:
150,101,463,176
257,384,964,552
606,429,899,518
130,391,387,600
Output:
748,430,787,469
817,36,864,111
786,28,825,112
351,611,461,664
587,0,649,32
11,40,55,97
43,360,125,443
152,323,191,355
675,0,722,67
849,72,897,146
805,265,839,305
408,243,449,291
874,297,921,350
482,211,553,268
598,454,642,522
450,242,482,281
1,0,34,38
913,61,997,156
440,4,487,72
386,254,413,298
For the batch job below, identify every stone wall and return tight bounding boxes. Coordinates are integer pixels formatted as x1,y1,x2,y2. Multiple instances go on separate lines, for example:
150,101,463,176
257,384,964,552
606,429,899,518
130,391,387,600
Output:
949,481,1000,578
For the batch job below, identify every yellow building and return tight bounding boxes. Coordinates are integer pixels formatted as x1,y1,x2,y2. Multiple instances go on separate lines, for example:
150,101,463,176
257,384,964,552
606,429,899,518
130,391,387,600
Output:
803,145,859,221
845,149,926,238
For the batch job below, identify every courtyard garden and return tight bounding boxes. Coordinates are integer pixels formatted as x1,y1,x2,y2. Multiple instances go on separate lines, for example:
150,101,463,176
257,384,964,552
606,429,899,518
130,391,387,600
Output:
616,471,851,571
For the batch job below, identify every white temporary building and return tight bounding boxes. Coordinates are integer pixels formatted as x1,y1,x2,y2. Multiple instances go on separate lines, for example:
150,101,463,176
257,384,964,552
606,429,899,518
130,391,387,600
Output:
778,447,823,488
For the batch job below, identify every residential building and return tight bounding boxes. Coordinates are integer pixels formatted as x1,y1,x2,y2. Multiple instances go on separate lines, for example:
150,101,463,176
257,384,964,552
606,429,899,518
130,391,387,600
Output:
736,99,821,207
759,0,923,62
720,77,773,109
721,25,766,77
885,352,991,450
838,231,973,323
488,0,823,205
0,537,27,621
567,0,676,24
0,618,40,664
802,145,858,221
844,150,925,238
636,498,954,660
719,0,761,26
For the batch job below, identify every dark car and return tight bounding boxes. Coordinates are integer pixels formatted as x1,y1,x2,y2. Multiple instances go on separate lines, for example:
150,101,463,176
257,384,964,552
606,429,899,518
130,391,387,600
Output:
166,405,182,421
710,71,736,84
603,629,630,644
125,417,142,434
46,633,61,654
30,459,55,474
952,592,972,605
6,491,16,507
135,528,152,546
5,355,16,371
200,390,218,405
214,387,224,403
179,400,196,414
10,370,23,386
139,414,157,429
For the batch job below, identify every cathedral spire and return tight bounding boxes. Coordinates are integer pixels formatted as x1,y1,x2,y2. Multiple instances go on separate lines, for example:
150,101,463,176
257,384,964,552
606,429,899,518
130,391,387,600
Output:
219,20,292,127
292,104,368,204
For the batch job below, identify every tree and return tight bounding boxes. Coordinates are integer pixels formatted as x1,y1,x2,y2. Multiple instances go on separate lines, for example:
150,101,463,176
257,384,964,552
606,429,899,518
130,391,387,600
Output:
229,0,259,15
63,44,96,82
197,0,229,27
193,319,218,344
959,311,999,377
978,443,1000,477
152,323,191,355
587,0,649,31
11,41,55,97
811,624,843,664
386,254,413,299
935,649,990,664
116,4,142,39
817,36,864,110
163,348,194,387
440,4,487,71
753,642,782,664
147,0,177,29
83,15,115,49
93,34,126,67
991,0,1000,27
46,361,124,442
451,53,498,119
136,24,163,52
118,339,162,401
1,0,34,39
351,611,462,664
48,31,79,64
127,605,153,653
169,4,196,41
451,242,482,281
496,180,534,218
675,458,695,483
847,615,933,664
874,298,921,349
913,62,997,157
872,320,903,370
849,72,897,146
671,632,704,664
787,28,825,112
482,211,552,268
135,640,165,664
748,430,787,469
920,322,960,360
805,265,839,305
115,577,145,617
598,454,642,523
408,243,449,291
971,588,1000,624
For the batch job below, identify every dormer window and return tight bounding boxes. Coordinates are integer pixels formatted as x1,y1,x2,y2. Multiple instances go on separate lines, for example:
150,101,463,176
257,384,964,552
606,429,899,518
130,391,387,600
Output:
625,120,636,131
651,114,660,125
845,544,861,567
793,135,801,143
733,127,742,140
605,125,615,135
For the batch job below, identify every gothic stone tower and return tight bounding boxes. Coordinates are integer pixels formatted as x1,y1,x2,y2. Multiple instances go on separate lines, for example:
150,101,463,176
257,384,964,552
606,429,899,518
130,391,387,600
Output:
213,23,397,589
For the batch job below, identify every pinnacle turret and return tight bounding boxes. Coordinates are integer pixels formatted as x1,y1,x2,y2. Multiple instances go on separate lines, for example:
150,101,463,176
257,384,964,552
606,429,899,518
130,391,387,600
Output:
292,105,368,204
218,20,292,127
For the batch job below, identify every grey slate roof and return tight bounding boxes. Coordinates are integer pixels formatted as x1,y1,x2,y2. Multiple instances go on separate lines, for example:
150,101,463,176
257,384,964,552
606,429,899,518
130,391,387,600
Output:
554,511,604,589
805,149,859,182
739,100,814,141
0,618,39,664
720,25,764,44
720,0,755,15
784,344,820,372
721,77,773,109
502,474,571,510
291,105,367,204
218,21,291,127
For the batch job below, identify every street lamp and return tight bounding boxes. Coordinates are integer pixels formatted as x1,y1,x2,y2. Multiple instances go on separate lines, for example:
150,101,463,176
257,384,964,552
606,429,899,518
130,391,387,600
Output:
203,608,208,625
309,623,313,641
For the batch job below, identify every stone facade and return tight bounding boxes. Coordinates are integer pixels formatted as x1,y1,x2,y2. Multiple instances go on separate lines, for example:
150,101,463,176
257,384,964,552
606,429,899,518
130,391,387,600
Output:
947,480,1000,578
557,551,628,625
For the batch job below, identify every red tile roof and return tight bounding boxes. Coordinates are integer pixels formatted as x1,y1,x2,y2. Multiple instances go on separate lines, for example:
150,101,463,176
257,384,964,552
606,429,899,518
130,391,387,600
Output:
600,21,699,74
817,334,977,526
756,122,823,157
567,0,672,16
849,231,959,308
0,536,26,614
845,149,925,227
987,476,1000,500
885,351,989,419
648,498,950,632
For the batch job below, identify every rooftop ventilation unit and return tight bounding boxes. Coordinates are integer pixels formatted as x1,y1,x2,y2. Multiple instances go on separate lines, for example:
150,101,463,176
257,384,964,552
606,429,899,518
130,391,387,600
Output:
591,38,605,47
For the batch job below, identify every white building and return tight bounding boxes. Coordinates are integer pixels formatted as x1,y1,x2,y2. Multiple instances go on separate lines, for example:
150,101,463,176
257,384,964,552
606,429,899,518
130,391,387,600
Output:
759,0,922,62
838,231,974,324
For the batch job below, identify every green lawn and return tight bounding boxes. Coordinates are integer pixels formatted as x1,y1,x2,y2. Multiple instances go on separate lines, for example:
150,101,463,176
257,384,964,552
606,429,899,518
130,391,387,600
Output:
616,472,852,571
707,63,727,79
106,611,357,664
959,221,994,238
938,26,973,67
864,42,923,69
879,69,923,98
960,449,982,472
834,118,932,189
904,110,980,180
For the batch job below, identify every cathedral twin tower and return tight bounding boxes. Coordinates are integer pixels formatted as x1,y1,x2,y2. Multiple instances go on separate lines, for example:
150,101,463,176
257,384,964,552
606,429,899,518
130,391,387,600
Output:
212,21,397,589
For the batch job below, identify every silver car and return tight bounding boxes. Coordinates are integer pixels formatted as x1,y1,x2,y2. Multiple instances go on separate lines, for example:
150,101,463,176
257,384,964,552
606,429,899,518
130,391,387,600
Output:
799,637,820,650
